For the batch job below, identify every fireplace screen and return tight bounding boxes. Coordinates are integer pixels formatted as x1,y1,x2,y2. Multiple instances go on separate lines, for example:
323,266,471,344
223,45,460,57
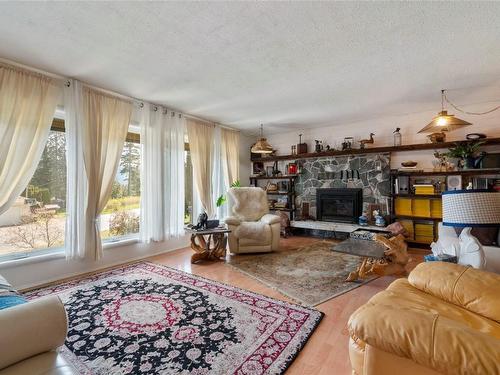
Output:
316,188,363,223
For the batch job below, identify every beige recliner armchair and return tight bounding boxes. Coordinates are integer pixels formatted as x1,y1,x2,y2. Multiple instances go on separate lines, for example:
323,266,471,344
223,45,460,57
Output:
224,187,281,254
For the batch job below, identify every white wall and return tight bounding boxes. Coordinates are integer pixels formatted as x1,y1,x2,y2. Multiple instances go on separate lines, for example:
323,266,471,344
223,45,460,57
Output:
0,236,189,290
265,108,500,169
239,134,254,186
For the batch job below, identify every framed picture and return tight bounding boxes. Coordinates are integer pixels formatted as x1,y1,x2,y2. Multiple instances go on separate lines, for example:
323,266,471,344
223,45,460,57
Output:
252,162,264,175
447,175,462,191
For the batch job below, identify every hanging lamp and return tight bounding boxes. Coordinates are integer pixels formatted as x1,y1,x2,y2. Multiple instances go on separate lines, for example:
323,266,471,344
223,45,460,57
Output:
419,90,472,143
251,124,273,154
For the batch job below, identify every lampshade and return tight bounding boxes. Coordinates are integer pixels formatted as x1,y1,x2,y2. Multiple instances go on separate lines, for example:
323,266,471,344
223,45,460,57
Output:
442,190,500,227
418,110,472,134
251,124,273,154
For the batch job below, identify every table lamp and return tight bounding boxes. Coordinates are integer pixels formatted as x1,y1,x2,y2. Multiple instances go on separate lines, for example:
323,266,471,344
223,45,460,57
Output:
442,189,500,230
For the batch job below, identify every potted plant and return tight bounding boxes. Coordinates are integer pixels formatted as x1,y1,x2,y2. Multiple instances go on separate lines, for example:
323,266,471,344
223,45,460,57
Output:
446,141,486,169
216,180,241,208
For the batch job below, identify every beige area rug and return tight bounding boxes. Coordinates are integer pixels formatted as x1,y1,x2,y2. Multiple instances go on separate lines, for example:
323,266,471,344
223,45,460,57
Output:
227,240,377,306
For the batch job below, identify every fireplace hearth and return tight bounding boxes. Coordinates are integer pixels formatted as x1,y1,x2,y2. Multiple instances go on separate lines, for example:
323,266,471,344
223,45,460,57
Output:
316,188,363,223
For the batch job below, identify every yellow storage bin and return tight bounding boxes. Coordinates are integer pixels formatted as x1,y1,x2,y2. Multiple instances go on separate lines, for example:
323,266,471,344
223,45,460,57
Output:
415,223,434,238
395,198,412,216
412,199,431,217
414,185,435,195
430,199,442,218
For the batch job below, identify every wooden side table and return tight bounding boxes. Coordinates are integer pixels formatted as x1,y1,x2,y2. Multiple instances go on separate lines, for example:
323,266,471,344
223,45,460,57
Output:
185,228,231,264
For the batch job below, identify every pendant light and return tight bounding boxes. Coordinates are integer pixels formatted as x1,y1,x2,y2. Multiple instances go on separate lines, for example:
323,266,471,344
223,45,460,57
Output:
251,124,273,154
419,90,471,142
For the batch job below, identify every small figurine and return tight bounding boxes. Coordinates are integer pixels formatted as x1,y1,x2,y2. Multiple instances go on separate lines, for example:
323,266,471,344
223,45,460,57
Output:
342,137,353,151
358,212,368,226
194,211,208,230
359,133,375,149
314,140,324,153
373,210,386,227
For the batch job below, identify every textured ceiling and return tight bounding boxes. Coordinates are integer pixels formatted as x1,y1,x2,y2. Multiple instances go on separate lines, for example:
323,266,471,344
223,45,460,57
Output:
1,2,500,135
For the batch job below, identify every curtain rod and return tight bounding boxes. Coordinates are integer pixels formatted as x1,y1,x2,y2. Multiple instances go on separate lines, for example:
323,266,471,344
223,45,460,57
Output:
0,57,239,132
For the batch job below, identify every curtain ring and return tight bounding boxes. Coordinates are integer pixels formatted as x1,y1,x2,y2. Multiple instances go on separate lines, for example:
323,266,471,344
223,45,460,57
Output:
171,111,175,117
163,108,168,115
153,106,158,112
65,80,71,87
139,102,144,108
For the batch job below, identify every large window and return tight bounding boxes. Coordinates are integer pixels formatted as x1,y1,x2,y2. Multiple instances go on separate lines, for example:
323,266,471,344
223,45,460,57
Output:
0,127,67,260
100,131,141,241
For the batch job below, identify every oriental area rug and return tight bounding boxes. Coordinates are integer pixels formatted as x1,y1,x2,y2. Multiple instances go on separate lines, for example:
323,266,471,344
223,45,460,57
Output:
227,241,377,306
25,262,323,375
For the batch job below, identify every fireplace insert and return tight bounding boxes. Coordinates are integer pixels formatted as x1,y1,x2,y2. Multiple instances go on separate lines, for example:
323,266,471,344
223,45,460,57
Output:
316,188,363,223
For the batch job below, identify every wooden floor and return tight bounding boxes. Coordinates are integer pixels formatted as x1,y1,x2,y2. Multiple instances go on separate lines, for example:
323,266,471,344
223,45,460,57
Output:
150,236,425,375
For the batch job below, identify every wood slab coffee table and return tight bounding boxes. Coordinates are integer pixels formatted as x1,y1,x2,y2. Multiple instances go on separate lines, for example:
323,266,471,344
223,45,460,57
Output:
185,228,231,264
332,238,386,281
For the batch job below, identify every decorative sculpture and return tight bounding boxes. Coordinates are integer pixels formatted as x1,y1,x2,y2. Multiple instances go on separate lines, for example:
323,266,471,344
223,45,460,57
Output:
359,133,375,149
346,234,410,281
193,211,208,230
458,227,486,269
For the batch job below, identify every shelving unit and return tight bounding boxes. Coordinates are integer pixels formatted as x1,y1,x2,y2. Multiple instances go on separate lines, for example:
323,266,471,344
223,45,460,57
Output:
251,137,500,163
249,175,298,219
390,168,500,246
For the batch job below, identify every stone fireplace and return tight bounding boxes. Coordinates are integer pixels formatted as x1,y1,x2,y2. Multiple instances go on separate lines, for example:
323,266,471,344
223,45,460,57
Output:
316,188,363,223
295,153,391,219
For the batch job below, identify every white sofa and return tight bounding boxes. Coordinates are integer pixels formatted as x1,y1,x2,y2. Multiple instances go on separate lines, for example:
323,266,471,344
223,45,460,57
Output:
224,187,281,254
435,223,500,273
0,274,77,375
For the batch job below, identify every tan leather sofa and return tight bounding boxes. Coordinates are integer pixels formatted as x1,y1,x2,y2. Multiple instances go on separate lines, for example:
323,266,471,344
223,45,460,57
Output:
0,276,77,375
225,187,280,254
348,262,500,375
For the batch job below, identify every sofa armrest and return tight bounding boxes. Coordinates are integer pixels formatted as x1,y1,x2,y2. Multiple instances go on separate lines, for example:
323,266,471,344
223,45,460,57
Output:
348,303,500,375
260,214,281,225
0,295,68,370
408,262,500,323
224,216,241,226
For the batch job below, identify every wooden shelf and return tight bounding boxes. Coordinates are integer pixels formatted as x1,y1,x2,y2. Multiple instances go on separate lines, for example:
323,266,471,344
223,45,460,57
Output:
392,194,442,198
266,191,293,195
250,137,500,163
391,168,500,176
250,175,298,180
393,215,442,221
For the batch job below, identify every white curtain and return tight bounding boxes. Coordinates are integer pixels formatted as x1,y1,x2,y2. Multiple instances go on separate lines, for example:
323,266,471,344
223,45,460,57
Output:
0,64,59,215
186,119,215,218
221,127,240,185
82,87,132,260
140,105,185,242
164,111,186,236
213,126,226,220
64,80,87,259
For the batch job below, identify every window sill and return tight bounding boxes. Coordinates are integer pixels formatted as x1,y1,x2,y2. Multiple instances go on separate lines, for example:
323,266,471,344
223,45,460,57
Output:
103,236,139,249
0,250,65,269
0,236,140,269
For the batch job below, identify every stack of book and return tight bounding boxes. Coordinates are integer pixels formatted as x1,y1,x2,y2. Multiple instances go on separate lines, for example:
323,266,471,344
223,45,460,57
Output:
414,184,435,195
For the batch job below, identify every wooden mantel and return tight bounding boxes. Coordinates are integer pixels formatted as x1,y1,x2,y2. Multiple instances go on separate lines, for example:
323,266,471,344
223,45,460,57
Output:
250,137,500,163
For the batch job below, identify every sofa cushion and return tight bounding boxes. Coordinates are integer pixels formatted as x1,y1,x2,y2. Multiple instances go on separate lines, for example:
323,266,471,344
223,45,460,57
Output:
349,300,500,375
0,275,26,311
408,262,500,324
235,222,272,244
377,278,500,338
